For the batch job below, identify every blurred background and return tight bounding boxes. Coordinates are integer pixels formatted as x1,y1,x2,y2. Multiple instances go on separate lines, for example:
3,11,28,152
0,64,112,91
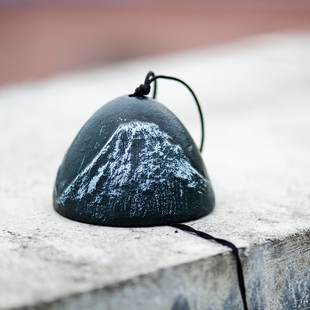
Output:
1,0,310,87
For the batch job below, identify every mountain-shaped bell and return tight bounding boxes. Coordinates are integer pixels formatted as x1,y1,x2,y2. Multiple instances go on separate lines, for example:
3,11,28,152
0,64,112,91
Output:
53,72,215,227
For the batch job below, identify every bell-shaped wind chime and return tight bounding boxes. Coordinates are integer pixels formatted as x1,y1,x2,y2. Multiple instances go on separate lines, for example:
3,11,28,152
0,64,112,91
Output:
53,72,248,310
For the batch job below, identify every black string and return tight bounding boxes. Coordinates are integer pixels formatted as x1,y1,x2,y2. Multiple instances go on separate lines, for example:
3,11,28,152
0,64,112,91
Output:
130,72,247,309
170,223,248,310
130,71,205,153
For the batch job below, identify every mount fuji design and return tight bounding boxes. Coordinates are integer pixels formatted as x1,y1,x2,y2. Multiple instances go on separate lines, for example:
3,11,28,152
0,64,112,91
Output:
54,121,210,226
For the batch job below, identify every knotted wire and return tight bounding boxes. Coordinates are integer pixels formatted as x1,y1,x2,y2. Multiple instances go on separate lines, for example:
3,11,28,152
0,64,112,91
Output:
130,71,204,153
130,71,248,310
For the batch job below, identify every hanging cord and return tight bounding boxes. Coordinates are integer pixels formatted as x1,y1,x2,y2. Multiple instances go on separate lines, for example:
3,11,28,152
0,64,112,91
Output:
130,71,248,310
170,223,248,310
130,71,205,153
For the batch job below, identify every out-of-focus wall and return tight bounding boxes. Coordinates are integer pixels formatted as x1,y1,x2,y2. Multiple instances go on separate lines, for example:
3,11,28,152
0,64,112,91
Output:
1,0,310,86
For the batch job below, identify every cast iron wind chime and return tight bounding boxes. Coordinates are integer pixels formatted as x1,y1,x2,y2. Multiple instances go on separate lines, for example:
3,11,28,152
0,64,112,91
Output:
53,71,248,310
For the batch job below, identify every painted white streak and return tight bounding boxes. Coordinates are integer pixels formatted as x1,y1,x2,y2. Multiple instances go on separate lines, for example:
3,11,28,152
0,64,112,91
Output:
59,121,208,215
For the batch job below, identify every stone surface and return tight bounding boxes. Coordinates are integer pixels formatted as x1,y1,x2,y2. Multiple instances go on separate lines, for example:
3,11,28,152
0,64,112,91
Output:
0,32,310,309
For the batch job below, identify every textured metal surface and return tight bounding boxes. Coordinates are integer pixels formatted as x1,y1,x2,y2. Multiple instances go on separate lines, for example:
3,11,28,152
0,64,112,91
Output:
54,95,215,226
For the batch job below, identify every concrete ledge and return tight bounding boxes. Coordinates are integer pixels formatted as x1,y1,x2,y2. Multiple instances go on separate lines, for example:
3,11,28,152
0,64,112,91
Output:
1,32,310,309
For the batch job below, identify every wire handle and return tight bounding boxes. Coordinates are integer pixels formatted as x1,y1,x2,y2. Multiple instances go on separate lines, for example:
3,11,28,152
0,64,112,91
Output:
130,71,205,153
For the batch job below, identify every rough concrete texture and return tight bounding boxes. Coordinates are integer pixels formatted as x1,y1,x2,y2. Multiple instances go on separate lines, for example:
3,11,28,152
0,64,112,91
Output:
0,32,310,309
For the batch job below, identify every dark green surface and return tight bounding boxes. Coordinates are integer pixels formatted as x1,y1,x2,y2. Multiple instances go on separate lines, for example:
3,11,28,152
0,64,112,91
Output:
53,95,215,226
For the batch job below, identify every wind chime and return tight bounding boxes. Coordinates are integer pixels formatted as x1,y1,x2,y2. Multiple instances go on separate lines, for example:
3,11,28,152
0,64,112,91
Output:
53,72,248,310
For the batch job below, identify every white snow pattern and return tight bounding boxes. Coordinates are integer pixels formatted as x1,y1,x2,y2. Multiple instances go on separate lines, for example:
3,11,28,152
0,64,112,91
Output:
59,121,208,216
